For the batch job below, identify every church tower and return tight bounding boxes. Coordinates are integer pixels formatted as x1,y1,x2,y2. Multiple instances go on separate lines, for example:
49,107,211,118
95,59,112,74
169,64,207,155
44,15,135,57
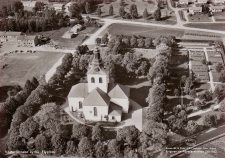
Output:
87,47,108,93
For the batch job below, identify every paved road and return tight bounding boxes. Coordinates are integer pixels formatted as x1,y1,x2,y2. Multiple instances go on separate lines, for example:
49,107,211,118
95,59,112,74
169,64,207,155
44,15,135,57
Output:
81,17,225,46
188,104,220,118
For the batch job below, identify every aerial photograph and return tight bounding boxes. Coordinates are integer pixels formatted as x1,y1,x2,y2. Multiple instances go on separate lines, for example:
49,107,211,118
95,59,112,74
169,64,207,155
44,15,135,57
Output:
0,0,225,158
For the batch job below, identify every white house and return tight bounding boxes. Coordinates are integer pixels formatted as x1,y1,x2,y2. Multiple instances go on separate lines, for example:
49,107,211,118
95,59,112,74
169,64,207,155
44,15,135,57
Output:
71,24,82,34
68,47,130,122
53,3,64,12
211,0,225,3
209,6,224,12
179,0,189,4
197,0,208,3
189,7,202,14
0,31,22,43
21,1,37,7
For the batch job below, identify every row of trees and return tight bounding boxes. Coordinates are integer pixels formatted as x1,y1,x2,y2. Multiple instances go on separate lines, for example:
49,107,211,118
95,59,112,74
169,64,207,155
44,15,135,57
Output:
117,4,161,21
0,77,39,137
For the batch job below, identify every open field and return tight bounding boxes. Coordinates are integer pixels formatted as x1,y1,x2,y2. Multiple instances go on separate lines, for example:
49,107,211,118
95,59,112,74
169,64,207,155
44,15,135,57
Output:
101,23,185,38
213,12,225,21
188,14,213,22
0,51,63,87
184,23,225,32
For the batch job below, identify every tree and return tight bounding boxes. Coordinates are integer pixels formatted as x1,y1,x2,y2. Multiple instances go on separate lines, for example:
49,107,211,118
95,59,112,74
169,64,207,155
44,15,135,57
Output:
51,134,66,156
143,8,148,19
69,3,81,18
117,126,140,146
219,98,225,112
185,120,199,136
202,4,210,14
95,38,101,46
219,69,225,82
101,34,109,45
23,80,35,96
153,8,161,21
92,125,104,142
130,36,137,47
78,137,93,157
203,113,218,127
130,4,138,19
34,134,48,152
109,5,113,16
94,141,106,158
119,6,125,17
33,2,45,12
72,124,89,139
144,38,152,48
31,77,39,88
140,120,167,150
97,6,101,17
85,2,91,14
33,103,60,133
65,140,78,156
108,139,121,157
137,38,145,48
12,1,24,13
215,63,224,73
19,117,39,139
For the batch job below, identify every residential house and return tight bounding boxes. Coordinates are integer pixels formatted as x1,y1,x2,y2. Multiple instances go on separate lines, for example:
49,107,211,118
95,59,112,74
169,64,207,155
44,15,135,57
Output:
53,3,64,12
0,31,22,43
179,0,189,4
197,0,208,3
71,24,82,34
17,35,38,47
68,47,131,122
21,1,37,7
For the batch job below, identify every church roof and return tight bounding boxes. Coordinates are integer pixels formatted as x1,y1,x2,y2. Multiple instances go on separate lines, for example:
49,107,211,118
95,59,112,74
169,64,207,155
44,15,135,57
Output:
108,102,122,116
108,83,130,99
83,88,110,106
68,83,88,98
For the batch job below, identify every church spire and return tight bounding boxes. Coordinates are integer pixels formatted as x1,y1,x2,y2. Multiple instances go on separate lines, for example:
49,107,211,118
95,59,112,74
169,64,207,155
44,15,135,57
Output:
91,46,103,66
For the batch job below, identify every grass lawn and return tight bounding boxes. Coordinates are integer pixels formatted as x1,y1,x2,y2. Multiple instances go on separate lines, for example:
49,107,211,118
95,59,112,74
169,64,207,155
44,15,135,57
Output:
0,51,63,87
99,0,157,18
212,72,220,82
102,23,185,38
184,23,225,32
213,12,225,21
188,13,213,22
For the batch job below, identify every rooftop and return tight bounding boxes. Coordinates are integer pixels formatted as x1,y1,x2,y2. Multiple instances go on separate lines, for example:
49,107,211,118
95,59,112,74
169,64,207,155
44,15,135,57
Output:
108,102,122,116
83,88,110,106
17,35,37,40
68,83,89,98
108,83,130,99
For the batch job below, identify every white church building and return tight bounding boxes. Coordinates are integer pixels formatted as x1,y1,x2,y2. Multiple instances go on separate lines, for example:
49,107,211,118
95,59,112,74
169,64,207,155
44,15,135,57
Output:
68,47,130,122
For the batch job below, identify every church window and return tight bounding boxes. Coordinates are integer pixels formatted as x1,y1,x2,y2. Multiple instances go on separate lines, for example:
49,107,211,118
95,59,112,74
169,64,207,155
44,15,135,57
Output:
79,101,82,109
91,77,95,83
99,77,103,83
112,116,115,120
94,107,97,116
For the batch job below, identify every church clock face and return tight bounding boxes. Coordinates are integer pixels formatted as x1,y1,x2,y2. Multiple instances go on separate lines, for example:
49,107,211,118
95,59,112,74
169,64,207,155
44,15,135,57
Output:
94,67,100,72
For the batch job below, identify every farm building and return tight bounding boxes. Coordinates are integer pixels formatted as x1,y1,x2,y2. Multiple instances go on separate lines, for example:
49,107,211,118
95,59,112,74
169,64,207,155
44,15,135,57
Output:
53,3,64,12
17,35,39,47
